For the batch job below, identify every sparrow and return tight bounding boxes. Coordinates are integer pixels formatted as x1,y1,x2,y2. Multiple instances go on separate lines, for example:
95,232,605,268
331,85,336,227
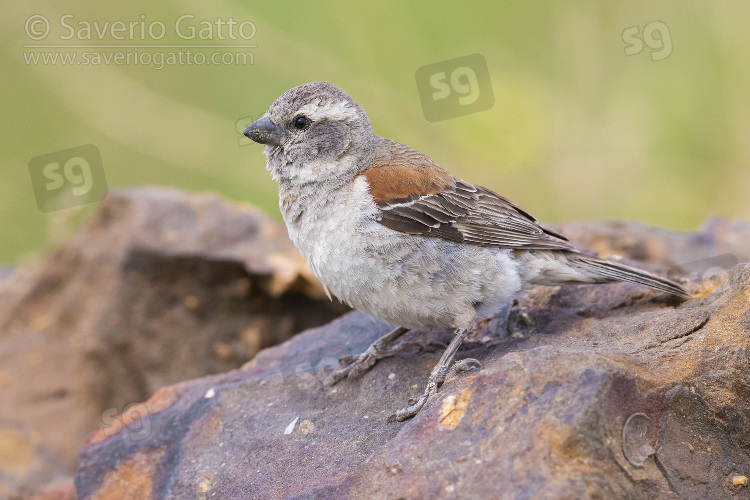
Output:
242,81,692,421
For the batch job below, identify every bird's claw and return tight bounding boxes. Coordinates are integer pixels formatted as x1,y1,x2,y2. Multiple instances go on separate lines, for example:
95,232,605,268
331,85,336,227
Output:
391,356,481,421
445,358,482,380
323,326,411,386
323,351,378,386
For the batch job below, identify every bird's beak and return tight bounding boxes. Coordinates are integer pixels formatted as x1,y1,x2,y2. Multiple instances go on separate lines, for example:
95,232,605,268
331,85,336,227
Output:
243,116,284,146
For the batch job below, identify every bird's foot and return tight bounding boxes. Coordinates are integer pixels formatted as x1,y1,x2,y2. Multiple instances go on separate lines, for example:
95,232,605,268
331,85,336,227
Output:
444,357,482,381
389,327,478,422
389,379,439,422
389,357,481,422
323,326,409,386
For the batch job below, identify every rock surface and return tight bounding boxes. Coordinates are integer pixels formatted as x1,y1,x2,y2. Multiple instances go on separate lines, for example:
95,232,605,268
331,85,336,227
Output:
73,218,750,500
0,188,347,499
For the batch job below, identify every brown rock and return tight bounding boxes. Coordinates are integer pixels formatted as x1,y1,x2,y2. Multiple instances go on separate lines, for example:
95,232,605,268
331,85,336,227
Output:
0,188,347,498
74,219,750,499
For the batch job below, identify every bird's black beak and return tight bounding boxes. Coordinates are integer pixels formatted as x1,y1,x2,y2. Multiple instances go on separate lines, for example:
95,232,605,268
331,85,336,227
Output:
243,116,283,145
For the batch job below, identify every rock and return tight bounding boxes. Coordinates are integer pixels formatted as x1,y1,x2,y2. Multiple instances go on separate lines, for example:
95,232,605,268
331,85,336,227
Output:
74,218,750,500
0,188,347,498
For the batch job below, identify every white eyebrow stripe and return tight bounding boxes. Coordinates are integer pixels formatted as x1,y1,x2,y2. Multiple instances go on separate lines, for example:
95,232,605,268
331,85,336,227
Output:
295,100,358,121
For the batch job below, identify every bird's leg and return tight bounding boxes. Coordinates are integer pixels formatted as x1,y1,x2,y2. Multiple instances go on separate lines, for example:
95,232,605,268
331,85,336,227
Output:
323,326,410,386
390,326,479,421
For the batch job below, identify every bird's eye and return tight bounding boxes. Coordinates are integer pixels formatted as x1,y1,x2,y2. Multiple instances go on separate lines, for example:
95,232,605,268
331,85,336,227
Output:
292,115,311,130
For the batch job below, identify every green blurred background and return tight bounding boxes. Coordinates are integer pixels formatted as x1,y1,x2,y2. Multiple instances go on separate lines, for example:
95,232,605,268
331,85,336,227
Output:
3,1,749,266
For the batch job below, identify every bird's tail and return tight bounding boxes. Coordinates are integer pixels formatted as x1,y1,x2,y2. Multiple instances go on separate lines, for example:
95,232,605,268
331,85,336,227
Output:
524,251,693,299
569,253,692,299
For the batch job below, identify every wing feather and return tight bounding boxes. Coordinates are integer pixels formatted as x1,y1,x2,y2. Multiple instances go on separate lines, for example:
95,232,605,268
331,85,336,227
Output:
362,139,574,251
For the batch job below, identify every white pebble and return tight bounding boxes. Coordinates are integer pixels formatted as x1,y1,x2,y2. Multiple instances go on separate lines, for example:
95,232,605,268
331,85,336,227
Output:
284,417,300,435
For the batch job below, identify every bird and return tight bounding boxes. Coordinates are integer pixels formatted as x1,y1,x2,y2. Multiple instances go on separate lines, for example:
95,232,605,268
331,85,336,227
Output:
242,81,692,421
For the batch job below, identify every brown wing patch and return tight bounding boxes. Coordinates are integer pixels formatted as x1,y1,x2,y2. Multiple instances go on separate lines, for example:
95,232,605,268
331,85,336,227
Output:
362,139,573,251
360,139,455,204
362,165,454,204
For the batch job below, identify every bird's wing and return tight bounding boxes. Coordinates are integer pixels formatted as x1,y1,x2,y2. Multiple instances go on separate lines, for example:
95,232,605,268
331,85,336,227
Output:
361,139,574,251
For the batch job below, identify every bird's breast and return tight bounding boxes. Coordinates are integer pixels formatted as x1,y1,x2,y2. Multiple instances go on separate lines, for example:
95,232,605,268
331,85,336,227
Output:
277,177,524,329
278,176,379,288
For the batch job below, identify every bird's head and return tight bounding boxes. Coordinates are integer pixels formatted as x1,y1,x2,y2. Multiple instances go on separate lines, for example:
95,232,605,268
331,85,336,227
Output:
243,82,376,183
